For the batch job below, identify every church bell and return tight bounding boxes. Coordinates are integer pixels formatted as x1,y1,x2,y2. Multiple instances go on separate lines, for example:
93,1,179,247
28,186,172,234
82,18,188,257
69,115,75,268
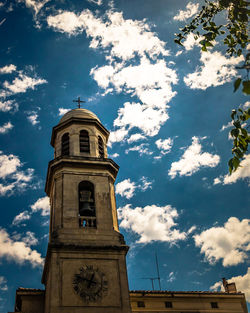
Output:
79,190,94,216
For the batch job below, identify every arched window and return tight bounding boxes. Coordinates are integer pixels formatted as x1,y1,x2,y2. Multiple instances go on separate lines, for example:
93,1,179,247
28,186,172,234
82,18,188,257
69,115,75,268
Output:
79,130,90,153
98,136,104,158
61,133,69,156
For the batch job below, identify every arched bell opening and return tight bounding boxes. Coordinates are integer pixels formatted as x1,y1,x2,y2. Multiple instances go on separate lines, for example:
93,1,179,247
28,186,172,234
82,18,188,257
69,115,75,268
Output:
78,181,96,228
61,133,70,156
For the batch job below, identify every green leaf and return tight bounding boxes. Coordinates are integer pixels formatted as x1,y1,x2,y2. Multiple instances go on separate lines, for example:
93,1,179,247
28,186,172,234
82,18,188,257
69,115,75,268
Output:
237,49,242,56
242,80,250,95
228,158,234,174
201,45,207,52
232,157,241,171
241,128,248,137
234,78,242,92
205,41,214,47
231,109,237,119
233,120,241,128
231,128,239,137
174,39,181,45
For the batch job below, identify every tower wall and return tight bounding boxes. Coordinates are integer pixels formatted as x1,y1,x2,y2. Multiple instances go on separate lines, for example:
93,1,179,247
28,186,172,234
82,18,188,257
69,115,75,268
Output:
43,109,131,313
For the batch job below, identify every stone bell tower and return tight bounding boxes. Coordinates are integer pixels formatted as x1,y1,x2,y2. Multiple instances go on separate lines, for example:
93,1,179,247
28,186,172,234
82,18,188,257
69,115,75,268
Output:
42,108,131,313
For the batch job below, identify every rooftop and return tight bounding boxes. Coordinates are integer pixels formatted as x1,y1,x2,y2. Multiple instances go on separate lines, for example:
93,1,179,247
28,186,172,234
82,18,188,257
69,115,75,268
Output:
59,108,100,124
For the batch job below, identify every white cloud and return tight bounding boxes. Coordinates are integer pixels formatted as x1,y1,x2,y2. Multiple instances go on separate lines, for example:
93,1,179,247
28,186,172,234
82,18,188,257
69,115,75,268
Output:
0,68,46,115
87,0,102,5
0,228,43,267
13,168,34,183
214,155,250,185
12,197,50,226
155,138,173,154
125,143,153,156
0,183,15,195
47,9,177,144
138,176,153,191
18,0,50,15
0,64,16,74
109,153,119,158
47,9,177,143
22,231,38,246
176,50,183,56
127,133,146,144
116,176,153,199
182,33,202,51
58,108,70,116
116,179,136,199
220,121,233,132
91,58,177,108
31,196,50,216
91,58,176,143
211,268,250,302
194,217,250,267
3,72,47,96
213,177,221,185
108,127,129,146
0,276,7,291
173,2,199,21
0,100,18,112
187,225,197,234
169,136,220,179
0,151,34,196
167,271,176,283
184,51,244,90
0,122,13,134
243,101,250,110
12,210,31,226
47,11,86,35
47,10,169,60
27,111,39,125
113,102,169,138
118,204,187,244
0,152,21,179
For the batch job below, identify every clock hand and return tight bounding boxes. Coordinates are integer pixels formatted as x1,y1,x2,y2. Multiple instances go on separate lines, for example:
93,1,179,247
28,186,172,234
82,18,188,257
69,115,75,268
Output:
83,278,97,284
87,273,95,288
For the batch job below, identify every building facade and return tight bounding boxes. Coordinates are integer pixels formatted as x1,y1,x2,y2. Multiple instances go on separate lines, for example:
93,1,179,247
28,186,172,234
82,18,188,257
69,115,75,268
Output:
10,108,248,313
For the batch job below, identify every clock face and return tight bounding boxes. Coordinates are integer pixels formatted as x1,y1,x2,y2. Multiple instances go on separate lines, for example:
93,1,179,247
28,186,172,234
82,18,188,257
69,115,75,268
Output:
73,265,108,302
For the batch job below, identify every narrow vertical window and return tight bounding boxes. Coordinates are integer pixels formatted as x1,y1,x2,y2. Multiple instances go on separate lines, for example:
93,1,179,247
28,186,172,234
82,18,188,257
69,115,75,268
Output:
61,133,69,156
79,130,90,153
78,181,96,228
98,136,104,158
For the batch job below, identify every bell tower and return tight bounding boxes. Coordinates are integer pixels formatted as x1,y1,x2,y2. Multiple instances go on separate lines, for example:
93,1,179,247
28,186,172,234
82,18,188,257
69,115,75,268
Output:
42,108,131,313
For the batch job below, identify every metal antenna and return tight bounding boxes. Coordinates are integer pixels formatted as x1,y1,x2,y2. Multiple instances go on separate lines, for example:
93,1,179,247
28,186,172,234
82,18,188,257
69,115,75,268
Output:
141,277,158,290
155,252,162,290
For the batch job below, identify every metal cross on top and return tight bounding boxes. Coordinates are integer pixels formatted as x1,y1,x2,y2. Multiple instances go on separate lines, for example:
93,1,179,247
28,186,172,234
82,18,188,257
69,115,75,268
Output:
73,97,86,108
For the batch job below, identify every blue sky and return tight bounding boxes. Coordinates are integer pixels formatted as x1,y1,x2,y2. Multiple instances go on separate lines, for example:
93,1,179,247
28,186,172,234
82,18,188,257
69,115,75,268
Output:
0,0,249,311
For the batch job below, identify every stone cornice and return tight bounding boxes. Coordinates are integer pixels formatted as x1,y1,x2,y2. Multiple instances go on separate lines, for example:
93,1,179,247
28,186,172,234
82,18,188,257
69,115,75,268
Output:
45,156,119,194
